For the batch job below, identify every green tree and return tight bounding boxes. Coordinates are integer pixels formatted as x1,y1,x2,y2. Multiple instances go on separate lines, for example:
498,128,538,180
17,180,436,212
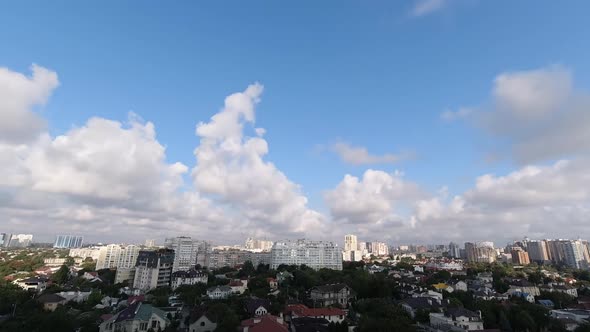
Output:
51,265,70,285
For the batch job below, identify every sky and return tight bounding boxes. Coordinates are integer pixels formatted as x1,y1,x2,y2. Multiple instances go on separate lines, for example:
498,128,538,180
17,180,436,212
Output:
1,1,590,246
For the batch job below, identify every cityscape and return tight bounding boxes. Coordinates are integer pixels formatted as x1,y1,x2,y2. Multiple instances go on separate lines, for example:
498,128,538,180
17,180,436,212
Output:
2,1,590,332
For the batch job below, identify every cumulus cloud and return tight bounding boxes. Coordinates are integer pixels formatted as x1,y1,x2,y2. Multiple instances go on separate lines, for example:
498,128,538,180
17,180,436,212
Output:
191,83,326,238
331,142,407,165
473,65,590,163
0,64,59,144
324,169,422,225
410,0,447,17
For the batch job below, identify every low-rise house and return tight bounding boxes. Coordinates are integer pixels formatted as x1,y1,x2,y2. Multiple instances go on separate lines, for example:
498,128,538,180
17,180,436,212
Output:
507,279,540,296
309,283,355,308
37,293,67,312
450,280,468,292
290,317,329,332
56,290,92,303
550,309,590,324
429,308,484,331
99,302,169,332
267,278,278,291
414,290,444,301
509,291,535,303
82,271,103,283
285,304,346,323
229,279,248,295
13,276,48,292
541,283,578,298
476,272,493,284
367,264,386,274
188,307,218,332
245,299,271,317
207,285,232,299
432,283,454,293
171,269,208,289
400,297,448,319
473,288,508,301
276,271,293,285
240,314,288,332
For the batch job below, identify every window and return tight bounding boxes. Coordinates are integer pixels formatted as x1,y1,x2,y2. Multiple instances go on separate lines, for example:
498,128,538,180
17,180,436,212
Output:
201,321,205,326
152,320,158,328
139,322,148,330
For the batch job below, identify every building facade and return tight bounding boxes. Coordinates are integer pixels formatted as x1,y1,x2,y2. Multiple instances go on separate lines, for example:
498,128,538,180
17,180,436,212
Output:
133,249,175,291
465,242,497,263
271,239,342,270
53,235,83,248
96,244,141,270
527,240,550,263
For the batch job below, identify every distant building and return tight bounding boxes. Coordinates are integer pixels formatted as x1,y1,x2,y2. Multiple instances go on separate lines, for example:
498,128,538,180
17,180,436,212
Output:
544,239,590,269
309,283,355,308
343,234,363,262
96,244,141,270
144,239,156,247
13,276,48,292
245,238,274,251
207,285,232,300
133,249,175,291
366,241,389,256
165,236,209,272
53,235,83,248
464,242,496,263
69,247,102,261
429,308,484,331
7,234,33,248
449,242,461,259
170,269,208,289
37,294,67,312
99,302,170,332
0,233,10,247
527,240,550,263
115,267,136,284
271,239,342,270
511,248,531,265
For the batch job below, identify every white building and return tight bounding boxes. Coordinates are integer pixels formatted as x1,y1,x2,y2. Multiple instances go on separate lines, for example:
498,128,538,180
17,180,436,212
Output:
207,286,232,299
271,239,342,270
69,247,102,261
430,308,484,331
343,234,363,262
165,236,207,272
133,249,175,291
7,234,33,248
170,269,208,289
96,244,140,270
99,302,169,332
245,238,274,251
367,242,389,256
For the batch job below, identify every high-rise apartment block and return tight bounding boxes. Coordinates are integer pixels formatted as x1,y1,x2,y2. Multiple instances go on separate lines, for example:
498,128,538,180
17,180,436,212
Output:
69,247,102,260
245,238,273,251
271,239,342,270
6,234,33,248
96,244,141,270
449,242,461,259
133,249,175,291
53,235,83,248
343,234,363,262
0,233,9,247
366,242,389,256
465,242,497,263
164,236,209,272
511,248,530,265
526,240,550,263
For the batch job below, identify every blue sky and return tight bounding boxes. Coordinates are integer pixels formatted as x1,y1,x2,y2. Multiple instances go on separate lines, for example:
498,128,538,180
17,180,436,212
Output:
2,1,590,245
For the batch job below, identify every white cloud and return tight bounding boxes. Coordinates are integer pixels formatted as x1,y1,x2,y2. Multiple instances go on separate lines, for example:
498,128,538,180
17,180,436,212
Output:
441,107,472,121
449,65,590,164
410,0,446,17
331,142,407,165
0,64,59,144
192,83,326,238
324,169,422,225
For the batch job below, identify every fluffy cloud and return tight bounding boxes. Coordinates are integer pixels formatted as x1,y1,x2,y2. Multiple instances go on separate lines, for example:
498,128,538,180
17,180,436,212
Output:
0,64,59,144
475,65,590,163
410,0,447,17
331,142,407,165
324,169,422,225
191,83,326,239
405,157,590,244
0,65,231,243
440,107,472,121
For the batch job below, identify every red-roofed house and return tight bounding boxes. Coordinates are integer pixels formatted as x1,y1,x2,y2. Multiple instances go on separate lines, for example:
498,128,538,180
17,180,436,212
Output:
285,304,346,323
267,278,278,290
240,315,288,332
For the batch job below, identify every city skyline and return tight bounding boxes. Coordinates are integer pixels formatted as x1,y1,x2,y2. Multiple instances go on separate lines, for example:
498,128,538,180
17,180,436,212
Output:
2,2,590,244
